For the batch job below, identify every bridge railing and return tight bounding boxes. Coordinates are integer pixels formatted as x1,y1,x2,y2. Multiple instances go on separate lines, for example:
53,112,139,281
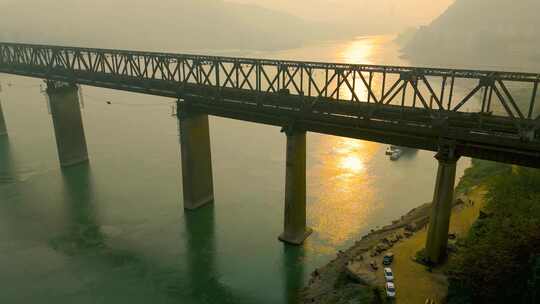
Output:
1,42,539,131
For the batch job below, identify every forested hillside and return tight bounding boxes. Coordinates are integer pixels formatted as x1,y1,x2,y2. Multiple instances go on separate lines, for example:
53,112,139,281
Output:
448,161,540,303
229,0,453,34
402,0,540,71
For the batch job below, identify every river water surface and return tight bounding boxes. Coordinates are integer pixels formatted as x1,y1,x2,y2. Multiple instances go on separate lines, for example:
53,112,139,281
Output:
0,35,469,303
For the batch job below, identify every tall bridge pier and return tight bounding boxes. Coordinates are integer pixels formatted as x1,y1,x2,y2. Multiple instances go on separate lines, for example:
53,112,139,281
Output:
177,100,311,244
279,127,312,245
425,145,459,264
177,100,215,210
0,99,7,136
46,82,89,167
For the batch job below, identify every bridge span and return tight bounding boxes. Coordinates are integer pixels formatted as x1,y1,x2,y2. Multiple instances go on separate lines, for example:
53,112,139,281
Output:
1,42,539,263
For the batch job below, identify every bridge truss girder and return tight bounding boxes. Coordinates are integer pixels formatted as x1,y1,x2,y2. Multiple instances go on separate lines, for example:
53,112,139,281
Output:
1,42,539,167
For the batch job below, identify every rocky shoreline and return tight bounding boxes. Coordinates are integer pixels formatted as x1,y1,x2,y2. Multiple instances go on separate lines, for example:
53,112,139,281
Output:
300,191,476,304
300,201,434,303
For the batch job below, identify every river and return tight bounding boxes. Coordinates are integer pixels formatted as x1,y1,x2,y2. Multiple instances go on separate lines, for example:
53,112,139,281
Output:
0,35,469,303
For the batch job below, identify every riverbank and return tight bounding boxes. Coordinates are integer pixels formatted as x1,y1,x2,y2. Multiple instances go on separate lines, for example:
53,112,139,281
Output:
390,185,486,303
300,184,487,304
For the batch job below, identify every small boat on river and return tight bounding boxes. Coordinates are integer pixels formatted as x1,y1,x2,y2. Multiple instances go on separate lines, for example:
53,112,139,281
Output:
390,149,402,161
386,145,417,161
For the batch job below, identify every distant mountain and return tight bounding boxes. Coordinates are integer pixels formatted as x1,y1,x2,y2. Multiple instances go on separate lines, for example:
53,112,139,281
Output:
230,0,454,34
401,0,540,71
0,0,335,53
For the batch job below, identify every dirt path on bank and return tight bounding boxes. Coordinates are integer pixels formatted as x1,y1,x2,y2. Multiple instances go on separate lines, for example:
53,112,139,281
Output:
392,186,486,303
301,186,487,304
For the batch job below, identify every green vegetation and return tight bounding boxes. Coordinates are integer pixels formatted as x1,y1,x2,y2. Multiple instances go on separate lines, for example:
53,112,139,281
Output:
455,159,511,194
447,161,540,303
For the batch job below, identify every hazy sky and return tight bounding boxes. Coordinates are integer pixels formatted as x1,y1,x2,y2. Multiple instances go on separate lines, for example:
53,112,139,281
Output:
226,0,455,29
0,0,456,52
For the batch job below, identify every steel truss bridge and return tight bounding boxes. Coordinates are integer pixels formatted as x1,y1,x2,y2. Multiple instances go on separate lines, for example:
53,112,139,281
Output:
1,42,539,167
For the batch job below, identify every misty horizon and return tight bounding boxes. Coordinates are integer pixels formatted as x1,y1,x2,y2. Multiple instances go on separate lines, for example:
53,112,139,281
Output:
0,0,452,53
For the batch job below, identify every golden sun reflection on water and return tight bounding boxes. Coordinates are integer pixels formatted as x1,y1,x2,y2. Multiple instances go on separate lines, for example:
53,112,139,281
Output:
340,38,376,65
340,155,365,173
307,136,381,254
337,140,366,173
338,37,379,102
265,35,408,255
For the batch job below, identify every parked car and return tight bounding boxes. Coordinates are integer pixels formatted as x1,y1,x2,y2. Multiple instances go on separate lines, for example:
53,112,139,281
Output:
383,252,394,265
385,282,396,298
384,267,394,282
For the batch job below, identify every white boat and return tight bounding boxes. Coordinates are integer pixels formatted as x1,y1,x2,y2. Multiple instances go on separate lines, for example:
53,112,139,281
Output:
390,149,402,161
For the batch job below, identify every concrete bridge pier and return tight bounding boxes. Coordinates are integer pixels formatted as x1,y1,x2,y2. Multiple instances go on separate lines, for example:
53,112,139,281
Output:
47,82,89,167
0,99,7,136
178,103,214,210
279,127,312,245
425,145,460,264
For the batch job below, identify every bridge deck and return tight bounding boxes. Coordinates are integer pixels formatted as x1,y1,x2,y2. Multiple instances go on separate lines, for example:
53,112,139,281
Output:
1,42,539,167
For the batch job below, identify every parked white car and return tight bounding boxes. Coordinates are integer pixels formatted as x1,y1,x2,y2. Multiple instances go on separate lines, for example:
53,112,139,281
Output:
384,267,394,282
385,282,396,298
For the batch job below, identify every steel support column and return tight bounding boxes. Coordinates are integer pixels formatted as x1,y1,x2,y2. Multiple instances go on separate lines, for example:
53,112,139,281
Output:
178,102,214,210
425,145,460,264
47,82,89,167
0,99,6,136
279,127,312,245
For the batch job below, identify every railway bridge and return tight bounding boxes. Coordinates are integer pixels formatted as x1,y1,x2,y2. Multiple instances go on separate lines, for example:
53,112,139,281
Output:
1,42,539,263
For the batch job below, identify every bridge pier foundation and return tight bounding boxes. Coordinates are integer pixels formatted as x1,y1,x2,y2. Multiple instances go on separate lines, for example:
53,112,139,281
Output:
0,99,7,136
425,145,459,264
279,128,312,245
178,107,214,210
47,82,89,167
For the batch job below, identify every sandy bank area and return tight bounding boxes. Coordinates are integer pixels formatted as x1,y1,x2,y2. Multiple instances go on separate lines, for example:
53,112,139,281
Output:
301,186,487,304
